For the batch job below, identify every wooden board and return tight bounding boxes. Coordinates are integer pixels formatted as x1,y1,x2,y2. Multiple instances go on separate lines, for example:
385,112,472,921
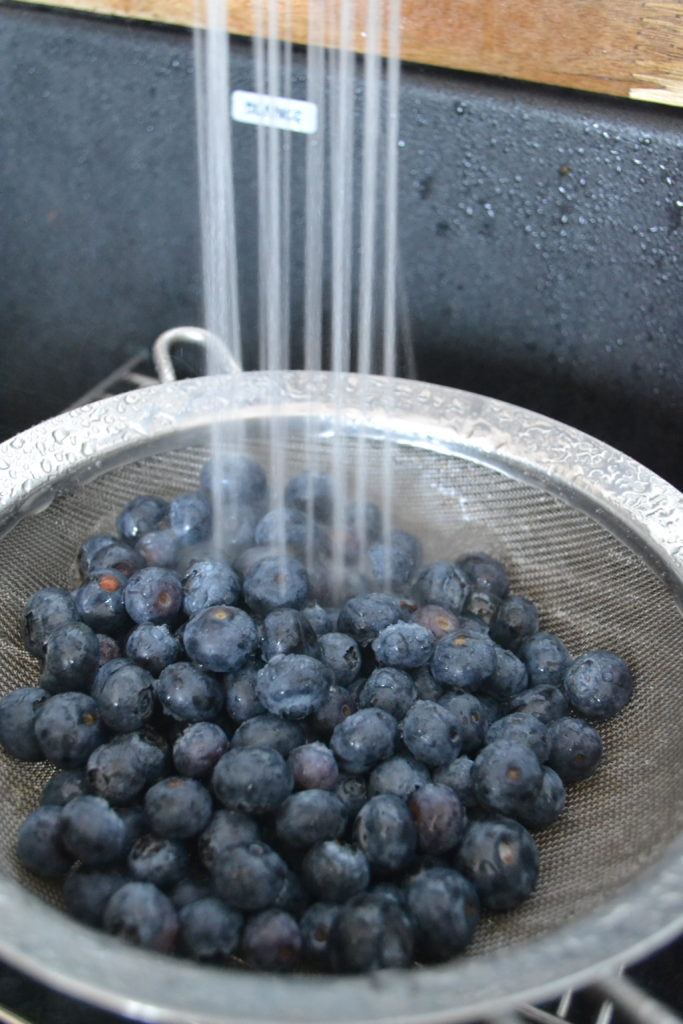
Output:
11,0,683,105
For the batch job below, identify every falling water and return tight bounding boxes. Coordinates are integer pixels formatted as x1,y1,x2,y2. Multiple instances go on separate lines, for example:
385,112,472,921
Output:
194,0,406,599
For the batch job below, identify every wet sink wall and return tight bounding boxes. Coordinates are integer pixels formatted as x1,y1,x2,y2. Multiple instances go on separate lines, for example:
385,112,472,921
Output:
0,0,681,487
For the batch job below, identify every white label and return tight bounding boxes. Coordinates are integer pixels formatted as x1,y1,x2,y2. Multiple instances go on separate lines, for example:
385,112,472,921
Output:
231,90,318,134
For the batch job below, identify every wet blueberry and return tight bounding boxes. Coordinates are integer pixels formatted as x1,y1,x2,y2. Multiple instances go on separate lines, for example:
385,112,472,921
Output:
432,755,477,807
508,683,569,724
184,605,258,673
77,533,119,579
117,495,170,544
300,902,340,967
400,700,462,768
125,622,182,676
145,776,213,838
407,783,467,854
40,769,90,806
547,716,603,784
410,603,461,641
563,650,634,721
372,620,435,670
275,789,347,849
179,897,243,961
243,909,302,971
200,453,268,508
124,567,184,626
34,692,105,769
367,529,421,588
182,559,241,618
302,603,336,638
173,722,229,778
486,712,551,763
288,742,340,791
301,840,370,903
334,775,368,819
328,891,414,972
353,794,417,874
61,794,126,866
430,630,497,692
517,766,566,830
95,660,155,732
0,686,49,760
89,540,145,578
309,683,358,739
358,666,417,720
103,881,179,952
63,867,126,927
243,556,311,616
212,746,293,815
135,529,180,569
75,570,130,636
284,471,334,523
472,740,543,818
256,653,333,720
231,714,306,756
260,608,319,661
404,866,480,961
23,586,79,657
224,662,265,723
455,553,510,598
317,631,361,686
518,632,572,688
17,805,73,877
210,840,288,911
414,561,469,615
481,646,529,702
198,809,260,870
40,621,99,694
337,592,408,645
169,491,212,546
456,816,539,910
368,755,430,800
437,692,487,754
490,595,540,650
127,833,191,888
87,729,170,805
155,662,224,723
330,707,397,775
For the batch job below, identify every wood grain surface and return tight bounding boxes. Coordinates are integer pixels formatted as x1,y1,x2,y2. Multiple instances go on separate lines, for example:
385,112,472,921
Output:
11,0,683,105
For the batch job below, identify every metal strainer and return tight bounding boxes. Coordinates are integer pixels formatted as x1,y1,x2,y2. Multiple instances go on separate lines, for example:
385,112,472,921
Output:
0,369,682,1024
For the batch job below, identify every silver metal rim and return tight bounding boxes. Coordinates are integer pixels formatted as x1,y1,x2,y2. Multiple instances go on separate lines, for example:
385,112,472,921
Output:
0,370,682,1024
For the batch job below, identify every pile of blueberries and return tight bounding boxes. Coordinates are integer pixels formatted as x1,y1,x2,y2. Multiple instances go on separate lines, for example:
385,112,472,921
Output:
0,453,635,973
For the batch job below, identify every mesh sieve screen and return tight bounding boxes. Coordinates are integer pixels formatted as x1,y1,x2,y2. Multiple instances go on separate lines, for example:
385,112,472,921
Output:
1,436,682,961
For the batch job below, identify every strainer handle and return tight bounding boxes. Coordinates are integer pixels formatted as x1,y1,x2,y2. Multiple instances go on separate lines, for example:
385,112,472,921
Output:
152,326,241,382
0,1006,33,1024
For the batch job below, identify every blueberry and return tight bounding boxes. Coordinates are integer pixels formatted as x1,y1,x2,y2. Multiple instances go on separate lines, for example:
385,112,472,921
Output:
75,570,130,636
337,592,408,645
210,840,288,911
464,589,501,626
367,529,421,588
432,755,477,807
412,664,445,702
23,587,79,657
300,902,340,967
260,608,319,661
334,775,369,819
127,834,190,888
231,713,306,756
77,533,119,578
136,529,180,569
490,595,540,649
481,646,529,702
212,746,293,815
368,756,430,799
344,500,382,543
301,840,370,903
89,540,146,578
199,809,260,870
404,866,480,961
63,867,126,926
243,556,311,616
182,559,241,618
284,471,334,523
317,632,361,686
328,891,414,972
275,789,347,849
117,495,170,544
169,491,212,545
508,683,569,724
400,700,462,768
255,653,333,720
96,661,156,732
103,881,179,952
518,632,572,688
0,686,49,760
517,766,566,830
40,769,90,806
125,622,182,676
124,567,183,626
302,603,336,638
170,875,213,909
288,742,340,791
61,794,126,865
173,722,229,778
155,662,224,723
358,667,415,720
255,506,330,561
414,561,470,615
407,783,467,854
145,776,213,838
430,630,497,691
40,621,100,694
242,909,302,971
455,553,510,598
224,663,265,723
547,716,603,784
179,897,243,961
563,650,634,721
437,692,487,754
200,453,268,508
486,712,551,763
309,683,358,739
456,816,539,910
87,729,169,804
97,633,122,664
116,804,149,854
17,805,73,877
472,740,543,818
34,692,105,769
184,605,258,673
372,621,435,670
330,707,397,775
353,794,417,874
411,604,461,640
